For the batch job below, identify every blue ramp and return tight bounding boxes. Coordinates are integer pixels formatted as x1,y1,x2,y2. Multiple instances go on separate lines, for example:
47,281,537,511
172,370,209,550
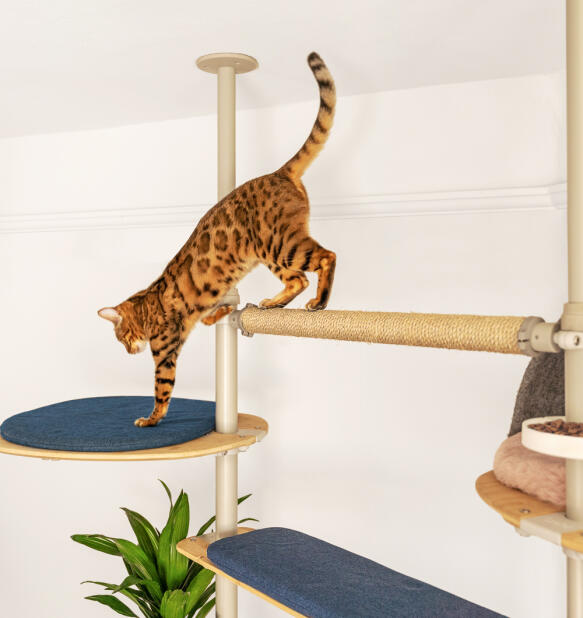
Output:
207,527,504,618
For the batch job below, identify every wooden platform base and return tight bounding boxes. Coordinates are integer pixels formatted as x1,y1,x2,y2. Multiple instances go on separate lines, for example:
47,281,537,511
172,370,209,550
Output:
476,470,583,553
177,528,307,618
476,470,562,526
0,414,267,461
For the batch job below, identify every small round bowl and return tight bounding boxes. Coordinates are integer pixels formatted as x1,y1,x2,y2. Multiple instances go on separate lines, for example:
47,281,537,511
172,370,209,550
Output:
522,415,583,460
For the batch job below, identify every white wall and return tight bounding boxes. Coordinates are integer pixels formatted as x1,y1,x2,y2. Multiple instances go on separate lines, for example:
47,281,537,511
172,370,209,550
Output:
0,73,568,618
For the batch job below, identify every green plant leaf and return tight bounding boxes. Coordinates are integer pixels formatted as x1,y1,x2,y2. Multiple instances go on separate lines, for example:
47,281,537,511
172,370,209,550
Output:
114,538,161,592
143,581,163,605
85,594,138,617
71,534,121,556
195,598,215,618
182,561,203,590
160,590,188,618
196,494,252,536
122,508,160,562
122,558,137,579
83,582,156,618
194,515,214,538
84,580,150,600
158,479,173,510
185,569,214,614
157,492,190,590
237,517,259,525
82,580,119,590
168,489,185,518
120,558,160,608
111,575,161,600
111,575,143,594
127,574,163,605
187,583,215,617
117,590,157,618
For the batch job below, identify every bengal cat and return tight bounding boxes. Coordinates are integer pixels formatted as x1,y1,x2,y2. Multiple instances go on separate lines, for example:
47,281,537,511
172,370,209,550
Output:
98,52,336,427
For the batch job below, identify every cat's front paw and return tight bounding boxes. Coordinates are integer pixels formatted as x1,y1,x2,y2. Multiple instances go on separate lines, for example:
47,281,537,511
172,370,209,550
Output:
134,416,158,427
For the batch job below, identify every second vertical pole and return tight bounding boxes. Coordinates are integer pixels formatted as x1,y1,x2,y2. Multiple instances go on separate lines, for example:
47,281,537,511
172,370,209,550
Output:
196,52,258,618
565,2,583,616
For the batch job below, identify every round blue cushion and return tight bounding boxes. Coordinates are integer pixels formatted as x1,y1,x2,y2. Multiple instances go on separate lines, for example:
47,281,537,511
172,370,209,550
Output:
0,396,216,452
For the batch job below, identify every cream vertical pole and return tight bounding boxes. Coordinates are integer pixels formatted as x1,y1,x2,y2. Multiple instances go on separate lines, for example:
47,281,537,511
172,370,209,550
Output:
215,62,239,618
196,52,258,618
565,2,583,616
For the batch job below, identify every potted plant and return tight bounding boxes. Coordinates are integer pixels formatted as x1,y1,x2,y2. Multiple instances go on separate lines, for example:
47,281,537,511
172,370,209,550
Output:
72,481,256,618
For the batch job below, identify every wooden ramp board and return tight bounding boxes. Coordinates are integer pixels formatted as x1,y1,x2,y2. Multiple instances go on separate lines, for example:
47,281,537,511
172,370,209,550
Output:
177,528,307,618
476,470,583,553
0,414,267,461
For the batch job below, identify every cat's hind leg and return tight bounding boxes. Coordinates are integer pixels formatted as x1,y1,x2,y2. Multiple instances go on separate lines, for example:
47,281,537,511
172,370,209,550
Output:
259,262,309,309
287,237,336,311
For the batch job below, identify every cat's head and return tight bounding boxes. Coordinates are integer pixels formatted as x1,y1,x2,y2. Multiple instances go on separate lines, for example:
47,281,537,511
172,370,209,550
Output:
98,301,148,354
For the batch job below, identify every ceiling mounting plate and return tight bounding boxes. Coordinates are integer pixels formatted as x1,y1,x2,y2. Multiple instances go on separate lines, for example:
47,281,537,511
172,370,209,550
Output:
196,53,259,74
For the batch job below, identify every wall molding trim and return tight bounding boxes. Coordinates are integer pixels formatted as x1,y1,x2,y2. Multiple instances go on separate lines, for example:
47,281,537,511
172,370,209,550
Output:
0,183,567,234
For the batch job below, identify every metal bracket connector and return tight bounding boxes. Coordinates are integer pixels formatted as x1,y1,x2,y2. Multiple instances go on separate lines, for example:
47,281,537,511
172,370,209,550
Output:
518,316,545,356
519,317,561,355
554,330,583,350
214,426,267,457
216,446,251,456
521,512,583,546
564,548,583,561
230,303,257,337
515,527,530,537
218,287,241,307
514,512,583,559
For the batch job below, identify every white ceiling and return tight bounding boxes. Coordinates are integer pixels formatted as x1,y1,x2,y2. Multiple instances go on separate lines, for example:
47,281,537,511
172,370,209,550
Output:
0,0,564,138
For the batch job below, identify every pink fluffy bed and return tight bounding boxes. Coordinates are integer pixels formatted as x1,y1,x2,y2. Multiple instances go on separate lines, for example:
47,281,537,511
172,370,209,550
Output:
493,432,565,508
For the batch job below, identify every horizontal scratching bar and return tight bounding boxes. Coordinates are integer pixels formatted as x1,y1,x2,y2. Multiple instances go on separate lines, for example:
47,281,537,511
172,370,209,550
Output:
239,307,527,354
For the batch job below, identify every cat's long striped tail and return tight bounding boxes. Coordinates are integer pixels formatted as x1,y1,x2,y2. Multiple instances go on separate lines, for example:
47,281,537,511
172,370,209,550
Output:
280,52,336,180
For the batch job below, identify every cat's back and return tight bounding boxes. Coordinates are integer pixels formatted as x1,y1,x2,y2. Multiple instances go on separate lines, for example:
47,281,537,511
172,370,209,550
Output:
196,171,307,231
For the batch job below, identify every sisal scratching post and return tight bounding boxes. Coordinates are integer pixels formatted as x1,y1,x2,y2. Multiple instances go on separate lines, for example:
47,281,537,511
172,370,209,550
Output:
239,307,528,354
197,52,258,618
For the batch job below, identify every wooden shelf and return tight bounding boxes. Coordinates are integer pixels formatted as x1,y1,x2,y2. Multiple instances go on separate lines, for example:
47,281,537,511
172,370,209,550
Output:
0,414,267,462
177,528,306,618
476,470,562,527
476,470,583,553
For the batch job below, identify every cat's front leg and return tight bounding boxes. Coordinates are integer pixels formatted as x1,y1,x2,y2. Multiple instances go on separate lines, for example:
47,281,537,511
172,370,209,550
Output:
135,346,179,427
201,305,234,326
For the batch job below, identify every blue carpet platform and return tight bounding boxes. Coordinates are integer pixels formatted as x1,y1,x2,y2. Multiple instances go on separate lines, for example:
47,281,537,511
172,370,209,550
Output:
0,396,216,452
207,528,504,618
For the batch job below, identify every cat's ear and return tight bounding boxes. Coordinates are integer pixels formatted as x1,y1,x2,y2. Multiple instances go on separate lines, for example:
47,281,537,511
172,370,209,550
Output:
98,307,122,327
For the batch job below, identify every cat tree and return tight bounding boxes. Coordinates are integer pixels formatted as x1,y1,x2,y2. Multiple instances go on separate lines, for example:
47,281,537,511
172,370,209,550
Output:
2,3,583,616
